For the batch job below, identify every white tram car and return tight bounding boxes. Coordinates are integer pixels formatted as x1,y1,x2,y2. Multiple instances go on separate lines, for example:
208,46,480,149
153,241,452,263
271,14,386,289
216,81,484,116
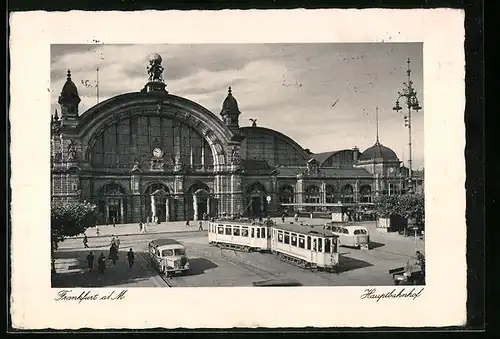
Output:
208,221,340,272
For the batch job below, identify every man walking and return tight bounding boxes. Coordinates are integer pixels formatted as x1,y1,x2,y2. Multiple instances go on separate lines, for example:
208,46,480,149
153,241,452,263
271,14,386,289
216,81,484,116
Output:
86,251,94,271
127,248,135,268
186,220,190,228
83,234,89,248
98,252,106,274
198,220,203,231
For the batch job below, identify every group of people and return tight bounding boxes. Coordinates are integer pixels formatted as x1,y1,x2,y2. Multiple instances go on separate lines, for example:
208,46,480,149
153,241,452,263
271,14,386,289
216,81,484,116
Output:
85,234,135,274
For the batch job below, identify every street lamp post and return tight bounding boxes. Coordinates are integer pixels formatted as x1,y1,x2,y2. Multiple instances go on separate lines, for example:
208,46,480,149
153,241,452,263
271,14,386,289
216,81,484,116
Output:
392,58,422,194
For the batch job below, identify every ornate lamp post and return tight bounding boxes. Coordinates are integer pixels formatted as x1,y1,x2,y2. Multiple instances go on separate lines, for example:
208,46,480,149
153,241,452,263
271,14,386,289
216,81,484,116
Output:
392,57,422,193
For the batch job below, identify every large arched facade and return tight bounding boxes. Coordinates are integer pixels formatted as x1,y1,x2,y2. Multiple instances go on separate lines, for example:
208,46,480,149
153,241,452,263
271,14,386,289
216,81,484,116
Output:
51,54,417,225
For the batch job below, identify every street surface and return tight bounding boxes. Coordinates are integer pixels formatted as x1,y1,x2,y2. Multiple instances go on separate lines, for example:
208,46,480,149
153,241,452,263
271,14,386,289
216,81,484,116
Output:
52,220,424,287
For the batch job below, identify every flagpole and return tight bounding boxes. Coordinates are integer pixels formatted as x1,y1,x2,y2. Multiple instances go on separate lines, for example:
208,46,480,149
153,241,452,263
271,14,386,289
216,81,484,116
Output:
96,66,100,104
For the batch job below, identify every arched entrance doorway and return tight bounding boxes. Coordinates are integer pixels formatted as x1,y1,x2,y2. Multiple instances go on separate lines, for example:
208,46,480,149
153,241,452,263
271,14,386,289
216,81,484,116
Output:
359,185,372,203
187,182,211,221
145,183,171,223
341,184,355,203
246,182,268,218
97,183,127,225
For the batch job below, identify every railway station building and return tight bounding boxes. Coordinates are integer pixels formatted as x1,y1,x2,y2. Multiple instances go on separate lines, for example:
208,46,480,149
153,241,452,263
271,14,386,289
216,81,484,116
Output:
51,53,424,225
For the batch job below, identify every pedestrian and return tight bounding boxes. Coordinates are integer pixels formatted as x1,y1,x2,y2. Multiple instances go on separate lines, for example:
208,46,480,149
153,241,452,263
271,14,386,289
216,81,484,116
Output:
87,251,94,271
198,220,203,231
186,220,190,228
116,236,121,250
83,234,89,248
127,248,135,268
112,216,116,227
139,221,143,233
96,225,100,236
281,213,286,223
98,252,106,273
294,212,299,222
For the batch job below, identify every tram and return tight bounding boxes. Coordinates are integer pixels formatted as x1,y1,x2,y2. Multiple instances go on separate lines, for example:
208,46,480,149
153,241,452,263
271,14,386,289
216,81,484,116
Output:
208,220,340,272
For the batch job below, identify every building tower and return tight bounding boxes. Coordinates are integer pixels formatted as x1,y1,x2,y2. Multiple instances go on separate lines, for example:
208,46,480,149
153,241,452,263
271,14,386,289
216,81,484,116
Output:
58,70,81,128
220,86,241,134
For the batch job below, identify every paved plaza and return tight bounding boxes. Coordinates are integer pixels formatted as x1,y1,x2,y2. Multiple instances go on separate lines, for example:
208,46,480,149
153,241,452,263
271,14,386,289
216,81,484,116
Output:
53,219,424,287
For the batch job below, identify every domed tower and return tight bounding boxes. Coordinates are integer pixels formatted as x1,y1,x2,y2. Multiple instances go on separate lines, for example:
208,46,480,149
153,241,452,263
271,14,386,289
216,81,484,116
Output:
58,70,81,128
220,86,241,134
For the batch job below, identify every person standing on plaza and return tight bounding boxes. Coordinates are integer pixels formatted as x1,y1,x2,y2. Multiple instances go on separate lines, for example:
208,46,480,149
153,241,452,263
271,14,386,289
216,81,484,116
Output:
115,236,121,251
98,252,106,274
139,221,143,233
127,248,135,268
112,216,116,227
281,213,286,223
198,220,203,231
96,225,100,236
186,220,190,228
86,251,94,271
294,212,299,222
83,234,89,248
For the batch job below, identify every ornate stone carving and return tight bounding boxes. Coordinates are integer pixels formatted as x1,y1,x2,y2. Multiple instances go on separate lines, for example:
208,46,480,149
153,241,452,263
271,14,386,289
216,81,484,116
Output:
231,147,241,165
68,140,78,160
147,53,164,82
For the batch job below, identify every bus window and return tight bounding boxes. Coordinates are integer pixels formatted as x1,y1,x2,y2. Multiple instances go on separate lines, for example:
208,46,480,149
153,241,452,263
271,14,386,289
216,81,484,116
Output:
261,228,266,238
225,226,232,235
284,232,290,244
242,227,249,237
217,226,224,234
324,238,331,253
278,231,283,243
256,228,260,238
307,236,311,250
298,235,305,249
318,238,323,252
233,227,240,236
251,228,255,238
291,234,297,247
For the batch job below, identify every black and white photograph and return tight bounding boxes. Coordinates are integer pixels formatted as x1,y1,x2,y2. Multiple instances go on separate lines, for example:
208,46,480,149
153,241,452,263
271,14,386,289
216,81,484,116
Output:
10,9,466,329
49,43,425,288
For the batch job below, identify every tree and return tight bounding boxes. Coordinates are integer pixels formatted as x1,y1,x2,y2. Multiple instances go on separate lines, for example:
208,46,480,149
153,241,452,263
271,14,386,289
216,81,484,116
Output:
373,194,425,227
51,201,98,248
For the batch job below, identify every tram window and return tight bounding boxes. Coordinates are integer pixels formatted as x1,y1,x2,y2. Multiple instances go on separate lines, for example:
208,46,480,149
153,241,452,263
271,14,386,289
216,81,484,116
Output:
298,235,305,249
268,229,271,238
251,228,255,238
312,238,317,251
324,238,331,253
307,236,311,250
284,232,290,244
318,238,323,252
256,228,260,238
233,227,240,236
261,228,266,238
278,232,283,243
332,238,338,252
242,227,249,237
291,234,297,247
225,226,232,235
217,226,224,234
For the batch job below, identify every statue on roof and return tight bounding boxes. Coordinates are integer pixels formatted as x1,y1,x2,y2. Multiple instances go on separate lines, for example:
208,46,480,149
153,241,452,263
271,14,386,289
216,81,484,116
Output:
147,53,165,82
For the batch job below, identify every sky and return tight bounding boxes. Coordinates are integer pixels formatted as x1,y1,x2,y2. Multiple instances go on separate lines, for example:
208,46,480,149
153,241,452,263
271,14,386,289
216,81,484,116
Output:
51,43,424,169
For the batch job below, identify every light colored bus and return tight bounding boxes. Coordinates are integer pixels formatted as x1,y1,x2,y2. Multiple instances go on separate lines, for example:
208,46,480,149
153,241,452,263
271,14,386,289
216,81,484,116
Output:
324,223,370,249
147,238,190,276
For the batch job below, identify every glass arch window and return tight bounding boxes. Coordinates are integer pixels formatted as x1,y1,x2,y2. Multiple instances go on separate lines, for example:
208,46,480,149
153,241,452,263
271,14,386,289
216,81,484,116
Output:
89,116,213,168
304,185,320,204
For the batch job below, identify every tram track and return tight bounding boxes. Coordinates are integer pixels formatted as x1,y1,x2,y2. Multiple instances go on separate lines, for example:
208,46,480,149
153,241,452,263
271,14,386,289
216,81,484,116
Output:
138,252,173,287
219,249,281,280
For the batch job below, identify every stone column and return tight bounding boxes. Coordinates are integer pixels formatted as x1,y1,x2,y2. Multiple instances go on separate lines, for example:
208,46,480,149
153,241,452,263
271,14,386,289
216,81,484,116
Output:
193,194,198,221
207,196,211,217
165,197,170,222
120,199,124,224
151,195,156,221
105,203,109,223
